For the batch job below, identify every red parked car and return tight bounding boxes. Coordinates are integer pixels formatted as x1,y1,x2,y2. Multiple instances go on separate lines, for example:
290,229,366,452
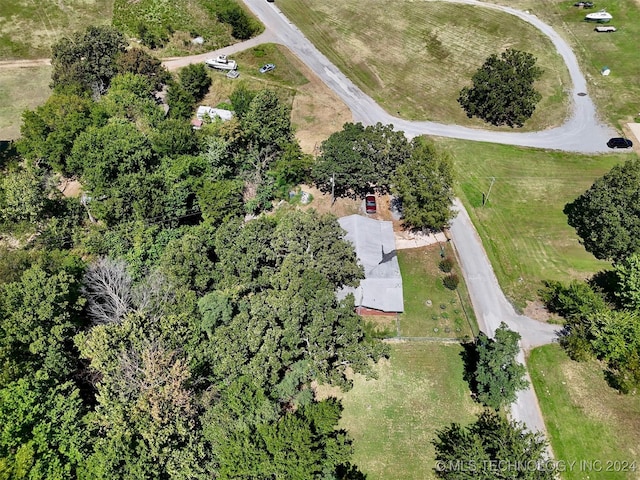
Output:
365,194,376,214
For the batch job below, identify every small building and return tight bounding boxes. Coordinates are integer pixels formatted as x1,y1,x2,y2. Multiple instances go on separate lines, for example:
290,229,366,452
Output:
337,215,404,314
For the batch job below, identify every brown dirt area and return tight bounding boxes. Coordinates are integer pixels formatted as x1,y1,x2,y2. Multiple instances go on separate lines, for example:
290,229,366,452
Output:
57,178,83,198
290,61,353,154
523,299,562,323
296,184,361,217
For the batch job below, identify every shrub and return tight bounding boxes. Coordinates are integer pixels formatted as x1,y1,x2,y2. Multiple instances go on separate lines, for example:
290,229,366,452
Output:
439,256,454,273
443,273,460,290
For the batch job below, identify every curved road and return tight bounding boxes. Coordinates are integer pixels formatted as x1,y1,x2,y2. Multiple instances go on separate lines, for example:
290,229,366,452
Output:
2,0,602,444
235,0,569,443
242,0,617,153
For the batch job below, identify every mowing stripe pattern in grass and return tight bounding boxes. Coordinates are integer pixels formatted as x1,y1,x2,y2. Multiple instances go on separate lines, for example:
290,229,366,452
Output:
277,0,571,131
529,344,640,480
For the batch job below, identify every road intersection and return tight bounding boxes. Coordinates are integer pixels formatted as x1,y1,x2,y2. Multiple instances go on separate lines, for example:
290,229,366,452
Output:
235,0,593,444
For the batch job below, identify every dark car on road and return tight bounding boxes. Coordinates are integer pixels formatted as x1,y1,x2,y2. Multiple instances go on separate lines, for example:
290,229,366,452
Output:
607,137,633,149
365,194,376,214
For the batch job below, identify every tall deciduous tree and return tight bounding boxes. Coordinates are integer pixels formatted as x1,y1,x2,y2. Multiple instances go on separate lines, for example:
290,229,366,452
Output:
115,48,169,91
614,253,640,310
0,262,84,384
18,93,95,173
312,122,410,198
564,160,640,262
458,49,543,127
241,89,294,154
392,136,455,230
67,119,155,193
0,167,47,224
178,64,212,103
433,410,554,479
474,322,528,410
50,26,127,96
588,309,640,393
0,378,88,480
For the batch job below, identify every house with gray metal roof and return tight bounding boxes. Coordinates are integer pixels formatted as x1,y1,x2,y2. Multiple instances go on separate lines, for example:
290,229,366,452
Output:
337,215,404,314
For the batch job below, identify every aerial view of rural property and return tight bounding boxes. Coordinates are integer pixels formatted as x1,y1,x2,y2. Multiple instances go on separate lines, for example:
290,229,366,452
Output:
1,0,639,478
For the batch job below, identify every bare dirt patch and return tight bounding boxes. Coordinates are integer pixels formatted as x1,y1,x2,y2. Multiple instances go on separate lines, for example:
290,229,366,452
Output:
523,299,561,323
296,184,361,217
58,179,82,198
290,61,352,154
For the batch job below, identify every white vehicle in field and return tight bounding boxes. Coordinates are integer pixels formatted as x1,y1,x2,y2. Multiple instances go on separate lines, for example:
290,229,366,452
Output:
205,55,237,71
585,9,613,21
594,25,617,32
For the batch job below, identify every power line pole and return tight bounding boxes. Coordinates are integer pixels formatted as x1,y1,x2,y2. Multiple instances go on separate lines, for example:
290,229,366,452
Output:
483,177,496,206
331,173,335,206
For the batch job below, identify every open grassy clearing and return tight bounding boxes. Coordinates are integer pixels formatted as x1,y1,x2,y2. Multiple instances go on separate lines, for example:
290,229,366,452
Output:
398,245,477,339
277,0,571,131
439,137,633,309
0,66,52,140
0,0,113,60
529,344,640,479
482,0,640,130
200,43,351,153
113,0,262,58
322,342,480,480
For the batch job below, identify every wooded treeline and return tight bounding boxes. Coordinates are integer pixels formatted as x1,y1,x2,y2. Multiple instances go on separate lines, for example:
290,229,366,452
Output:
0,26,387,479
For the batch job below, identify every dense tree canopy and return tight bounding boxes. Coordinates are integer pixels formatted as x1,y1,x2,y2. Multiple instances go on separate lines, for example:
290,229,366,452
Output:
115,48,169,91
392,137,455,230
312,122,411,198
564,159,640,262
1,31,388,478
50,26,127,96
474,322,528,410
433,410,554,479
458,49,543,127
17,93,96,173
614,253,640,310
178,63,212,103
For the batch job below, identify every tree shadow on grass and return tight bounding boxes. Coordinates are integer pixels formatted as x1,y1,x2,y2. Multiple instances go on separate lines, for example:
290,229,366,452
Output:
0,140,18,168
459,340,479,398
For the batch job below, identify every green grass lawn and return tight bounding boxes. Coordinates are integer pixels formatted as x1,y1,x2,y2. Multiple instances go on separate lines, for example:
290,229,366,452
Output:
232,44,309,88
333,342,481,479
441,138,633,309
0,66,52,140
529,344,640,479
277,0,571,131
398,245,477,339
0,0,113,60
485,0,640,130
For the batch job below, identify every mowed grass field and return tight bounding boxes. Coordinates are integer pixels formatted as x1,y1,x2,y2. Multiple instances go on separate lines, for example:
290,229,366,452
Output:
0,66,52,140
439,137,633,309
277,0,571,131
398,245,477,339
0,0,113,59
331,342,481,479
529,345,640,479
484,0,640,129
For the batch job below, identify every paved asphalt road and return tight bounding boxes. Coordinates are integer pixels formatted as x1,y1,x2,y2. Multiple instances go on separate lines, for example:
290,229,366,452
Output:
240,0,565,440
449,199,560,437
243,0,618,153
235,0,605,446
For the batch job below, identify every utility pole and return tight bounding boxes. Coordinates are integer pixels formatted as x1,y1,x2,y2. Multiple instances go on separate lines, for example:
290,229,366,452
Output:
331,173,335,206
483,177,496,206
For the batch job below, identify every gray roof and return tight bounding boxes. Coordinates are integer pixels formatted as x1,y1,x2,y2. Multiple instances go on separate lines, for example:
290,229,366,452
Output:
337,215,404,312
